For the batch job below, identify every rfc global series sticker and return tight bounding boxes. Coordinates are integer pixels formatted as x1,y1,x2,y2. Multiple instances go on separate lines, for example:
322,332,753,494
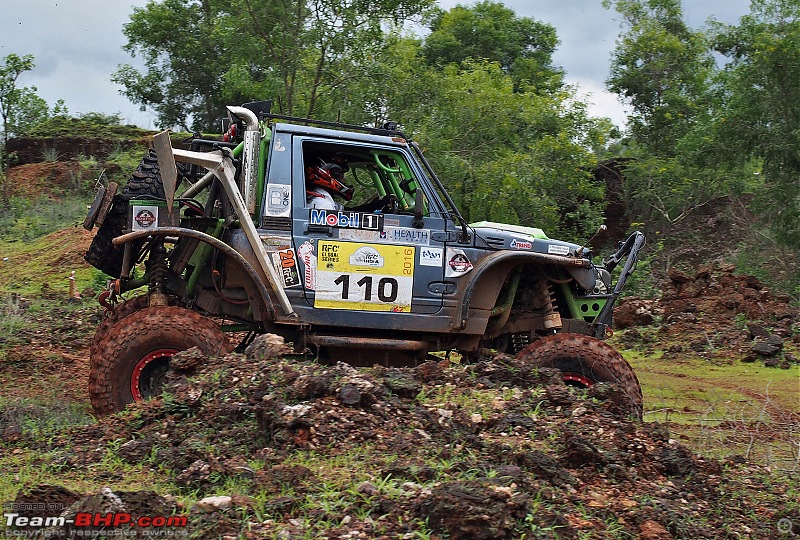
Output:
314,241,415,312
445,248,473,278
131,205,159,231
309,209,384,231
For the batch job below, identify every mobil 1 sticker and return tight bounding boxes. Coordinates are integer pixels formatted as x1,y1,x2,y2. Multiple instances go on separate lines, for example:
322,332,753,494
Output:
309,209,384,231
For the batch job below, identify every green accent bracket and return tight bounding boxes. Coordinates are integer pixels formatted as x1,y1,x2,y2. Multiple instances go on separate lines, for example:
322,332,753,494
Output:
561,284,608,323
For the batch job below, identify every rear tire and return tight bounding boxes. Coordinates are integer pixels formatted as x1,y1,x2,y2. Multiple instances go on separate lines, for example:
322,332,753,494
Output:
89,306,232,415
516,333,643,419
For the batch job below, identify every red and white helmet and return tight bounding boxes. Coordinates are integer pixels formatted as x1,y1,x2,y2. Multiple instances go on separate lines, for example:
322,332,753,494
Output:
305,162,354,201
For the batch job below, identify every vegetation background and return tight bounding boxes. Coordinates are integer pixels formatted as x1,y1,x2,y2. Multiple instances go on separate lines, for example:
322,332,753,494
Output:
0,0,798,538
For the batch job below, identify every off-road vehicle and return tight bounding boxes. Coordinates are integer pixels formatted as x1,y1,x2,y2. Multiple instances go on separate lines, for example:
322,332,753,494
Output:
83,100,646,417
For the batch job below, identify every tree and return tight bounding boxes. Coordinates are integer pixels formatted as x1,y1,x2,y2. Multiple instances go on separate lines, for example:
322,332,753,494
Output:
604,0,715,156
422,1,563,92
114,0,434,130
0,53,36,159
112,0,229,132
711,0,800,248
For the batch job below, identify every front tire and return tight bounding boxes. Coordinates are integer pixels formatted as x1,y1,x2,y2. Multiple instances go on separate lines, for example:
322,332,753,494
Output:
89,306,232,415
516,333,643,419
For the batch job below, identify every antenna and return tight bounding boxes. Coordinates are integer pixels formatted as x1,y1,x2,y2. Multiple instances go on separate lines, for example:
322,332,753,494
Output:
576,224,607,256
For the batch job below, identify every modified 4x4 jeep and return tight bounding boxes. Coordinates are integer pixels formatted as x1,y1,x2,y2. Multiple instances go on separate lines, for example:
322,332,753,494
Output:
84,100,646,417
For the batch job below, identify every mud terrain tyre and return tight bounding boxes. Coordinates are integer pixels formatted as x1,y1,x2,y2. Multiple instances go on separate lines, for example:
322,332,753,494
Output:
89,295,185,359
89,295,150,359
89,306,232,415
516,333,643,419
85,149,181,277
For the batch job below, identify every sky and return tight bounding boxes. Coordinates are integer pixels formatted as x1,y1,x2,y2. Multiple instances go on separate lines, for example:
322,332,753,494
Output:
1,0,752,130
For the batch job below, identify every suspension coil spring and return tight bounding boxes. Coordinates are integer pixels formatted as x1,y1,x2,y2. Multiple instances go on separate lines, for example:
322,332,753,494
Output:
533,279,562,330
148,240,169,305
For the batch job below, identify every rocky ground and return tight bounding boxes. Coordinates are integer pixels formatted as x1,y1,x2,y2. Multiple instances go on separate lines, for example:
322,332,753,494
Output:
4,331,798,539
615,261,799,368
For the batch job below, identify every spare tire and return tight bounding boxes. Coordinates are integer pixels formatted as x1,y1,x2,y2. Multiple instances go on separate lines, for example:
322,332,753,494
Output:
85,149,183,277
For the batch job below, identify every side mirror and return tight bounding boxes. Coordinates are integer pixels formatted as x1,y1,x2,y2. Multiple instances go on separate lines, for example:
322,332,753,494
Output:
412,188,424,229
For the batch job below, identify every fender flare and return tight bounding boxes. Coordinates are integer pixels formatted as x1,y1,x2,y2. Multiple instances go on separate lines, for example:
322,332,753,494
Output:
112,226,275,318
453,250,590,330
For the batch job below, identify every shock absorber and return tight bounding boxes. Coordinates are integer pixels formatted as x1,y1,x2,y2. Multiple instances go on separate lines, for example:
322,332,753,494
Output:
532,279,562,331
148,239,169,307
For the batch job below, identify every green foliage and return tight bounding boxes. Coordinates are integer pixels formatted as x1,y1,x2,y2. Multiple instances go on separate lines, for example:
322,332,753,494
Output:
24,112,145,139
0,53,37,161
0,194,89,242
403,60,608,238
711,0,800,249
422,1,564,92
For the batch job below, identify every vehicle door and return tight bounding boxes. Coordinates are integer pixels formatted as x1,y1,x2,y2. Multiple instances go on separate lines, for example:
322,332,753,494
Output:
291,135,448,317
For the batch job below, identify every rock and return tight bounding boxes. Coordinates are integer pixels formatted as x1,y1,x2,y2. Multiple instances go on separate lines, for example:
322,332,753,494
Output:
764,356,781,367
667,267,692,284
193,495,233,512
752,335,783,356
639,519,673,539
383,370,421,398
244,333,291,360
747,323,770,339
338,383,364,405
416,481,528,540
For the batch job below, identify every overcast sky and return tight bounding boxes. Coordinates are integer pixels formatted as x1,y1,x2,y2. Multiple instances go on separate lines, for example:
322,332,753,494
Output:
1,0,751,130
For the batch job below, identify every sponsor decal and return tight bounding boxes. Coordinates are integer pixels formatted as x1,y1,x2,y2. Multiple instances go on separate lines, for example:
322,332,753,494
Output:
338,226,430,246
297,240,317,290
509,238,533,250
309,209,384,231
271,248,301,288
315,241,415,311
420,247,444,267
547,244,571,256
132,205,159,231
445,248,473,278
266,183,291,217
380,227,430,246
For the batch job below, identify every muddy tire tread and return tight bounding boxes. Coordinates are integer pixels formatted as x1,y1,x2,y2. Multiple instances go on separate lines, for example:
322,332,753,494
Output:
89,306,232,415
516,333,643,419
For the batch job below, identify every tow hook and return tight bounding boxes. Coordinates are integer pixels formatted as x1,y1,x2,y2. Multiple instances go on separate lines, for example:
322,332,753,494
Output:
98,279,122,311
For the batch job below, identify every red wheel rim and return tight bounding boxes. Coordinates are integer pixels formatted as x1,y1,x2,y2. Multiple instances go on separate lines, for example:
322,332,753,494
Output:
562,372,594,388
131,349,176,400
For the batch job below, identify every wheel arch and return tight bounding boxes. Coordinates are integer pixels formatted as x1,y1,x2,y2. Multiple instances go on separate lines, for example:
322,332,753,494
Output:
112,226,276,320
452,250,592,332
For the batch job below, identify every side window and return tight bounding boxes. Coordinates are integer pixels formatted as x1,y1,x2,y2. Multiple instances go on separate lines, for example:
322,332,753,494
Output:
302,141,428,215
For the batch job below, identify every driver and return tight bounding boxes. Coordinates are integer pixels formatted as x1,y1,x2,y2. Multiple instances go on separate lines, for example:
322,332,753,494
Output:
305,161,353,211
305,158,397,212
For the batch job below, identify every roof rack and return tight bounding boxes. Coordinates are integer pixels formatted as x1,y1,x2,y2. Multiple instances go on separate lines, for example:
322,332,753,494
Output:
264,113,408,140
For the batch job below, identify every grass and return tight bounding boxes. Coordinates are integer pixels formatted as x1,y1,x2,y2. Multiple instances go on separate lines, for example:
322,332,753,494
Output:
626,348,800,471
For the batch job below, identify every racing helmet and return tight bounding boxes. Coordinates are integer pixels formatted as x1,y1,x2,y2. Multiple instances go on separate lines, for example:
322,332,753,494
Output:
305,161,354,201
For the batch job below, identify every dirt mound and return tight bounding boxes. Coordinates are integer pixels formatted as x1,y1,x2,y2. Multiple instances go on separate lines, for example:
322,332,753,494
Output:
616,262,799,366
9,335,796,539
